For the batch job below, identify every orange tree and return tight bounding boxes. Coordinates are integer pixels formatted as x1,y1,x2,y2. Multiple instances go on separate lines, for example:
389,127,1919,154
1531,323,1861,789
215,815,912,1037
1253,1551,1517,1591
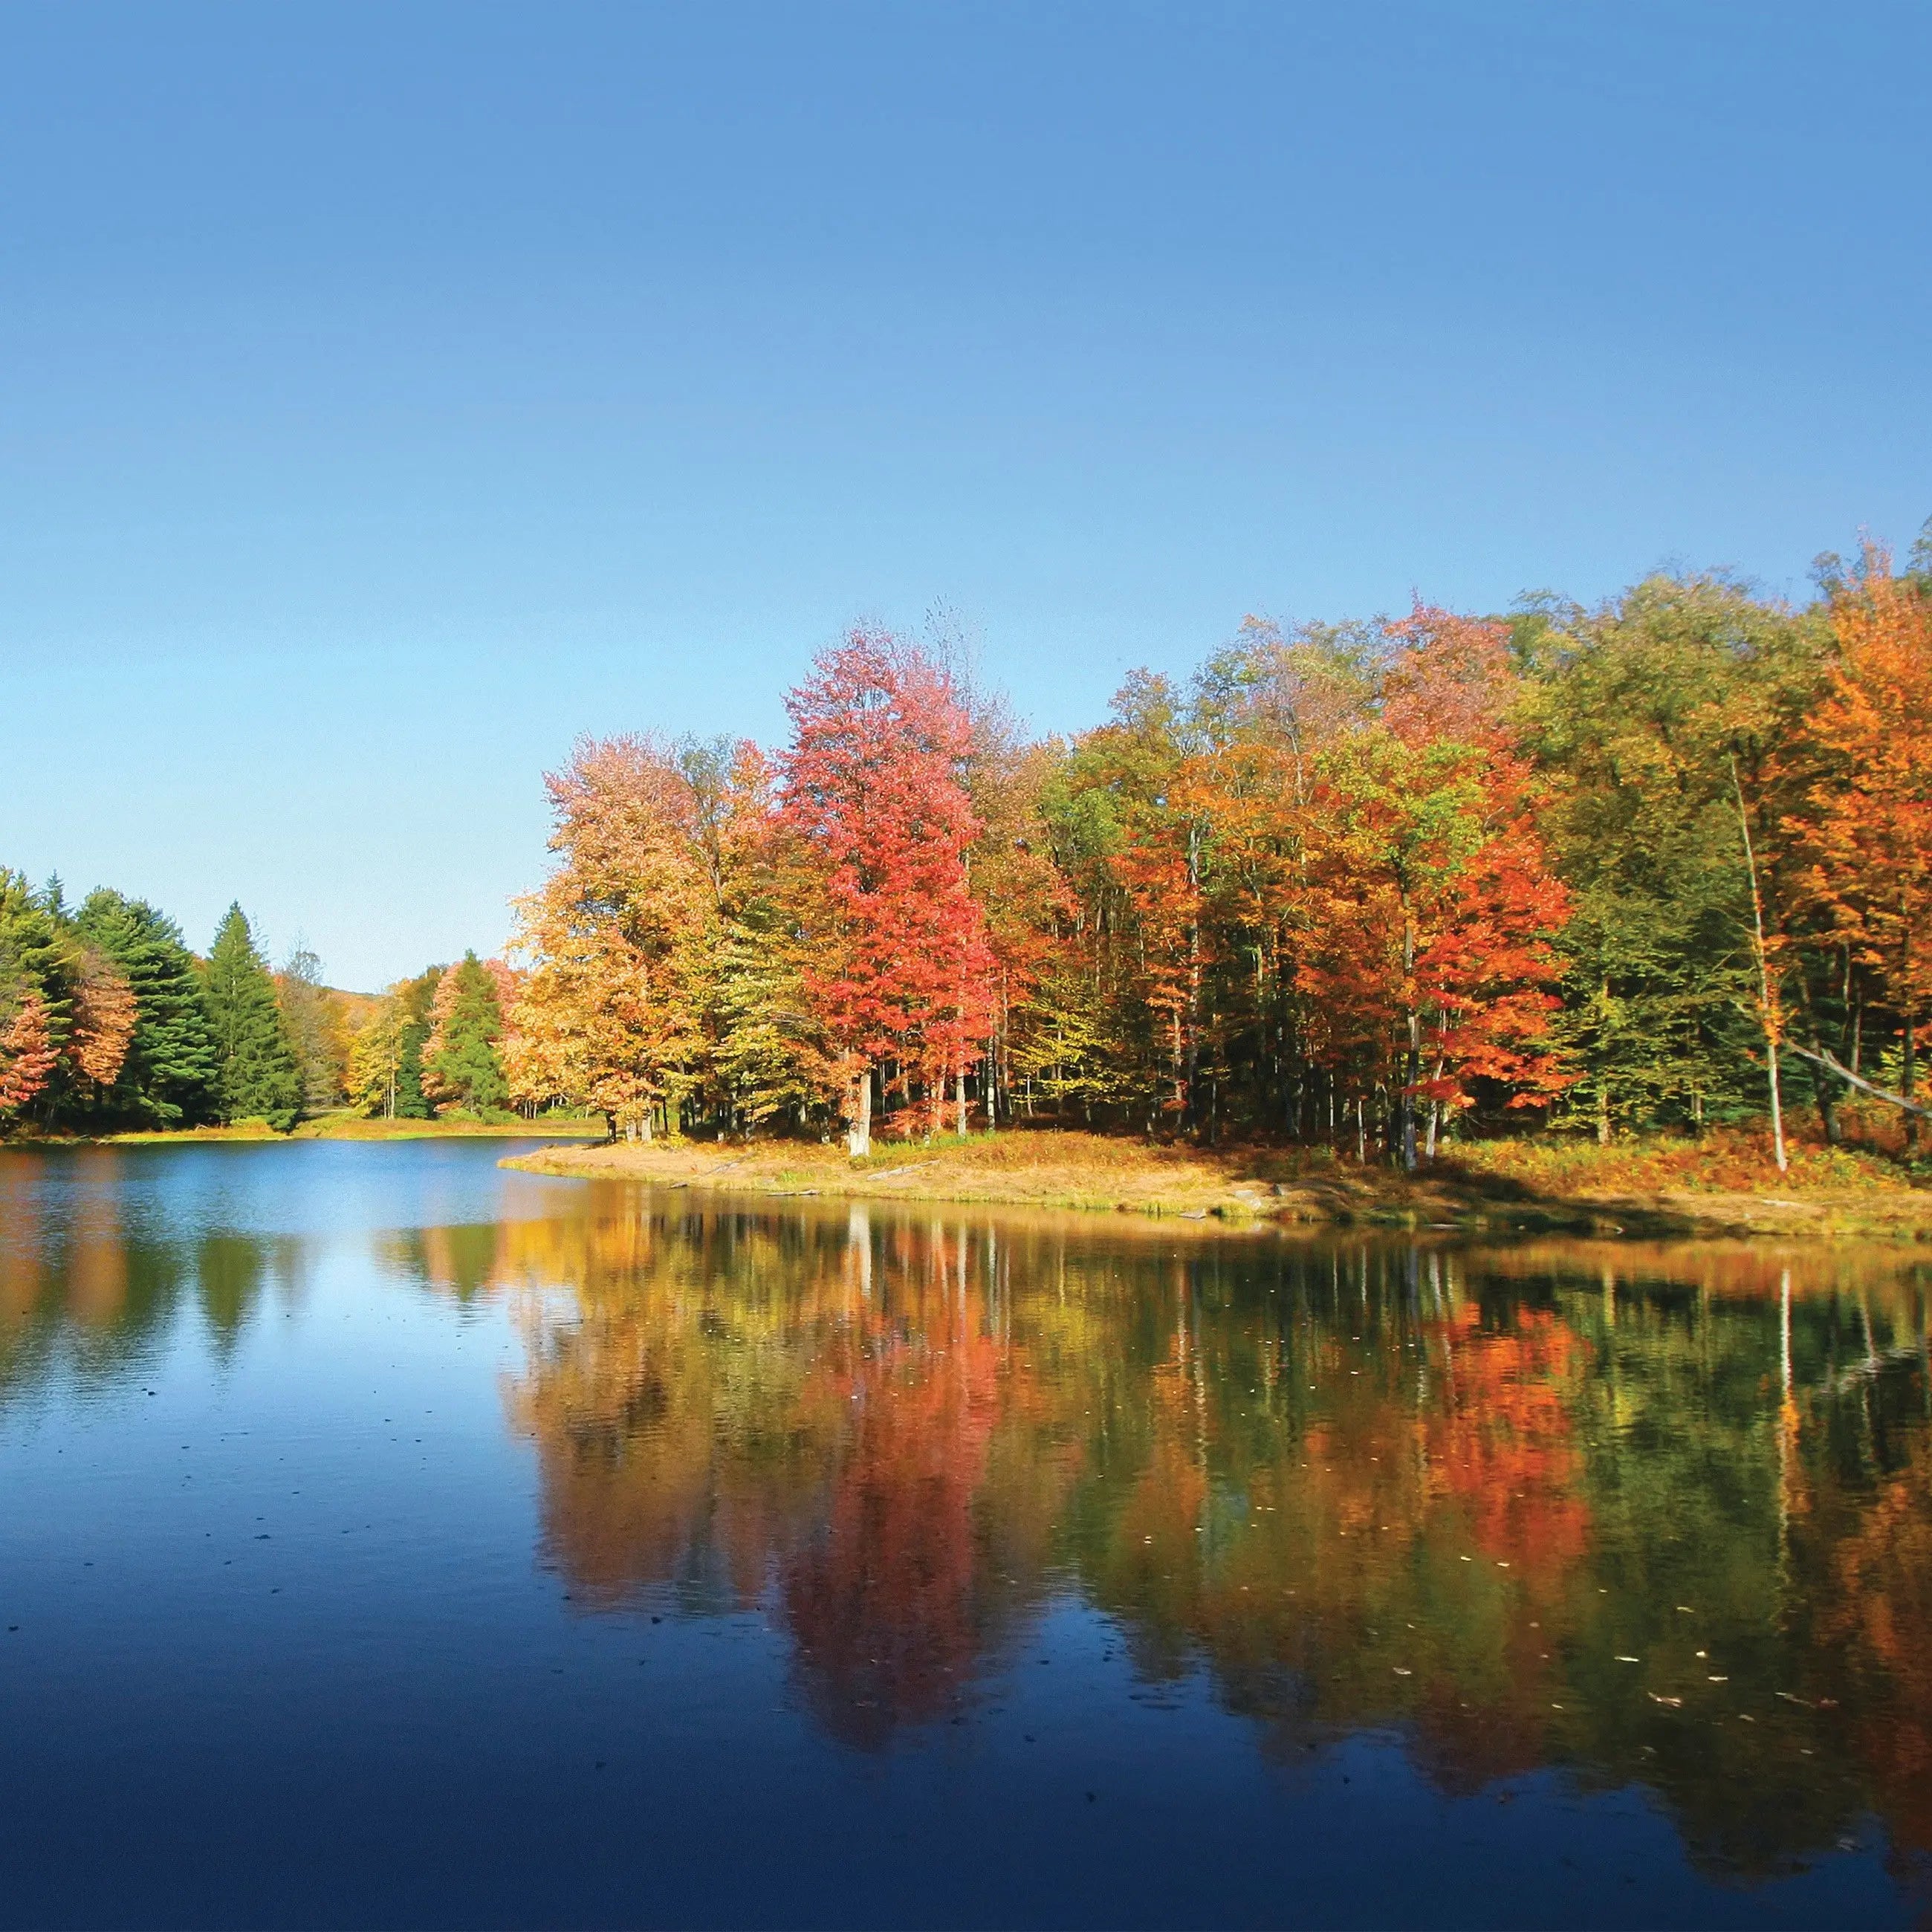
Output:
1789,551,1932,1132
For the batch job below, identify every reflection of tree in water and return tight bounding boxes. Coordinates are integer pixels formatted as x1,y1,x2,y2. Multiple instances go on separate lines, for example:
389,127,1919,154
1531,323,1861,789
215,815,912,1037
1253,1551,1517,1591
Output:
0,1153,303,1389
193,1232,305,1357
379,1222,506,1304
780,1267,1015,1747
497,1209,1051,1736
476,1203,1932,1877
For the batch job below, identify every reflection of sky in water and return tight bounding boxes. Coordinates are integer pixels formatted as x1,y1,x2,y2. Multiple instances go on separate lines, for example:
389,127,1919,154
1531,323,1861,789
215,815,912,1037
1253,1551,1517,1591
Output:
0,1140,1927,1928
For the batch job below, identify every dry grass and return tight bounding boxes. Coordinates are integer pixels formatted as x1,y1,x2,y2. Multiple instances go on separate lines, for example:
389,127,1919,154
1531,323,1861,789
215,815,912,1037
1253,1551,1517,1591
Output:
290,1113,602,1141
506,1122,1932,1239
89,1114,603,1146
507,1128,1271,1217
1456,1127,1902,1198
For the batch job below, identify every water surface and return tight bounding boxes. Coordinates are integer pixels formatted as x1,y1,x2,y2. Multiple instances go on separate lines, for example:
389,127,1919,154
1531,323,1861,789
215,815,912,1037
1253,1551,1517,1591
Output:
1,1141,1928,1928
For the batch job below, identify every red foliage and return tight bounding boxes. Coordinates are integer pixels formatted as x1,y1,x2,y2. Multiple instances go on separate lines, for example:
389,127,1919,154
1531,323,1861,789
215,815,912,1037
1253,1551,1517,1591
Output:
779,631,997,1126
0,991,58,1115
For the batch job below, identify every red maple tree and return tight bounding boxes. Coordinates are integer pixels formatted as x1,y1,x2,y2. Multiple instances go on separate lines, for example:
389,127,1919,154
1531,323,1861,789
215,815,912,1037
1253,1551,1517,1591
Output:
779,631,996,1151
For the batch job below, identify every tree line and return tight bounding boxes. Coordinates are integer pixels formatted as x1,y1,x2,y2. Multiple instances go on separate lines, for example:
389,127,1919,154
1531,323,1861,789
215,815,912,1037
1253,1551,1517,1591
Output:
10,521,1927,1156
502,523,1932,1164
0,880,519,1135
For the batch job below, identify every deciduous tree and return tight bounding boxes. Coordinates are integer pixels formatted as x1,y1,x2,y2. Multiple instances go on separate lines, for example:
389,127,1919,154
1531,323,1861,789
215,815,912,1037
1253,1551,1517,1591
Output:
780,632,996,1151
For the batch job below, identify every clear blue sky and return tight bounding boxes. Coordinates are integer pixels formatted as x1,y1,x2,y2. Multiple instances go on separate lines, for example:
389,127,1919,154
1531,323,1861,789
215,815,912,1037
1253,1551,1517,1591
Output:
4,1,1927,991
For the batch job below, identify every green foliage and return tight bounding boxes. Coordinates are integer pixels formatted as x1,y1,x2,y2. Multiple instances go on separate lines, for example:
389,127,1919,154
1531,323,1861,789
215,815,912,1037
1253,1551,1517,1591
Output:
393,967,442,1120
276,946,345,1116
421,952,508,1114
0,869,78,1072
1517,574,1829,1134
708,896,829,1129
201,904,302,1130
74,889,218,1128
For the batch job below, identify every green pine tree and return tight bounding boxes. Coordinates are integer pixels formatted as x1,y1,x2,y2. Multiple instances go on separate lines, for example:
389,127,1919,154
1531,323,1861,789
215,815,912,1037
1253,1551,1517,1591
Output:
75,889,218,1128
392,967,443,1119
0,869,78,1067
202,904,302,1129
421,952,509,1115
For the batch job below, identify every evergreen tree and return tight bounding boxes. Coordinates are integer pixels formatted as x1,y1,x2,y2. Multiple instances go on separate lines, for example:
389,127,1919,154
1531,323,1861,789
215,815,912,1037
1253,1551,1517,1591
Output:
0,869,77,1072
420,951,510,1114
74,889,218,1127
392,967,443,1120
201,904,302,1129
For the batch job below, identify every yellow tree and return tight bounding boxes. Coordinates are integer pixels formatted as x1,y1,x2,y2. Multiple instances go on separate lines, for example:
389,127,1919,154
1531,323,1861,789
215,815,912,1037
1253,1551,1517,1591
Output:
346,996,406,1119
508,736,716,1138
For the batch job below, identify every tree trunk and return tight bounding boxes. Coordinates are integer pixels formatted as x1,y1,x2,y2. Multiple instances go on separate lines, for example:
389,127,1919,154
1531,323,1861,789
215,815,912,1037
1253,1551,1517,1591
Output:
1730,756,1787,1173
956,1063,967,1137
1790,965,1840,1144
1782,1043,1932,1121
1597,1081,1611,1147
1184,820,1202,1124
1906,1019,1919,1152
846,1065,872,1158
1400,913,1419,1173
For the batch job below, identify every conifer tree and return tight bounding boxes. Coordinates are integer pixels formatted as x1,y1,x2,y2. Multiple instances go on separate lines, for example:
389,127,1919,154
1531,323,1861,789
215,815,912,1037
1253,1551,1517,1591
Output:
202,904,302,1129
0,870,77,1089
393,967,443,1119
0,988,56,1118
74,890,218,1127
420,951,509,1114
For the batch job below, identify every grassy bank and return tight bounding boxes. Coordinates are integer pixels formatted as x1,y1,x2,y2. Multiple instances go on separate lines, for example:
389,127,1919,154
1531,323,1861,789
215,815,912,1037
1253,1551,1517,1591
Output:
502,1126,1932,1238
88,1114,606,1146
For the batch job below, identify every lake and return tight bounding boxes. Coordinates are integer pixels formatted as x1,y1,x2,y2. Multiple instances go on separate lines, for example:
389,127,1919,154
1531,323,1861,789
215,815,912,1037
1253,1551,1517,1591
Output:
1,1140,1927,1928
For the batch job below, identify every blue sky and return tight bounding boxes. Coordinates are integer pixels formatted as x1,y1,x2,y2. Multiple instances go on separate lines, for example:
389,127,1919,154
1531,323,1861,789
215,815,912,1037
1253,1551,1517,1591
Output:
4,1,1928,990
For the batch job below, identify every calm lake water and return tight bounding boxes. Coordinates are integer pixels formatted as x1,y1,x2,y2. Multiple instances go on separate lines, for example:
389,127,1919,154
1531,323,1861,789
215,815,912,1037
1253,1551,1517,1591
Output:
1,1141,1928,1929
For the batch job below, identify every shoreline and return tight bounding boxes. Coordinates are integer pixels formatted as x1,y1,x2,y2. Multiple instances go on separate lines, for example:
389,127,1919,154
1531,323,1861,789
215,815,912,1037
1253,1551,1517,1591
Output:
6,1118,606,1148
499,1130,1932,1241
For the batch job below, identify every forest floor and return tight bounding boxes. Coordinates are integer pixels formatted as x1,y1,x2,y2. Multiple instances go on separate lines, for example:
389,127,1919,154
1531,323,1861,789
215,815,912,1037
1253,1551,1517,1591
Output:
502,1126,1932,1239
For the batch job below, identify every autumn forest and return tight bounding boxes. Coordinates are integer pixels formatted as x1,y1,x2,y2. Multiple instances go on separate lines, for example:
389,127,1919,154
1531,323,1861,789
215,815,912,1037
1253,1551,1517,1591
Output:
7,526,1932,1171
